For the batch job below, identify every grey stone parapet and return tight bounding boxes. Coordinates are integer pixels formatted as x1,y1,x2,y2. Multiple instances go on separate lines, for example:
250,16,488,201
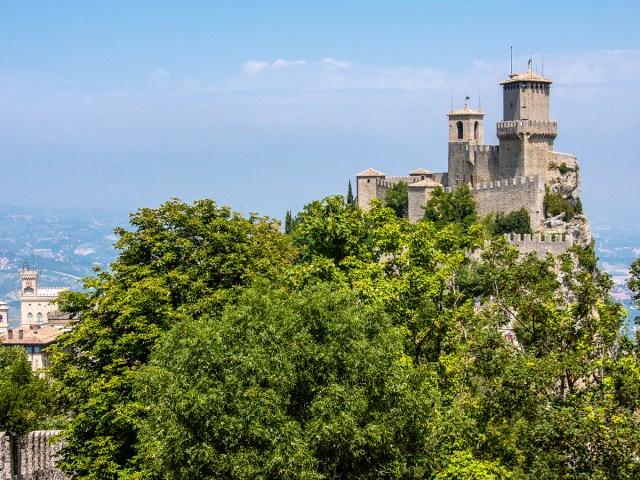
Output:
0,431,66,480
505,232,574,256
472,175,542,191
497,119,558,139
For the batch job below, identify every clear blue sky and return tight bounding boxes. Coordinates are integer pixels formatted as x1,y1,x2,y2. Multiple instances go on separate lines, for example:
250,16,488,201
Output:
1,1,638,222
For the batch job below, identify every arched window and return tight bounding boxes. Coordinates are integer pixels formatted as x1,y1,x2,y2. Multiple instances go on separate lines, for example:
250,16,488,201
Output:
474,121,479,141
37,312,43,323
456,121,463,139
28,312,33,322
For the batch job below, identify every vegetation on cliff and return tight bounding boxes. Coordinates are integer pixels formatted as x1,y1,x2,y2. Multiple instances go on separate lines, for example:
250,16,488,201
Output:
40,196,640,479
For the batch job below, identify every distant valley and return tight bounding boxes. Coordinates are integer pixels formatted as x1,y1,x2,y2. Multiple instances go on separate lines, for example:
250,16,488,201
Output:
0,206,128,317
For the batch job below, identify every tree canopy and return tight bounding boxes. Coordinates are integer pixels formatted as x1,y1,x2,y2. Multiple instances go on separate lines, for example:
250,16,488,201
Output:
0,347,60,436
384,180,408,218
45,195,640,479
48,198,295,479
423,184,477,230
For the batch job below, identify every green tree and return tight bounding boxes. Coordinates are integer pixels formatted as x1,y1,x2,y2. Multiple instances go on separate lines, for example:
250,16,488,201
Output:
284,209,293,234
628,258,640,307
346,180,355,206
469,240,640,478
46,193,640,479
434,450,512,480
293,195,368,265
544,190,574,220
384,181,408,218
48,199,295,479
137,283,441,479
0,347,58,436
423,184,477,230
491,208,532,236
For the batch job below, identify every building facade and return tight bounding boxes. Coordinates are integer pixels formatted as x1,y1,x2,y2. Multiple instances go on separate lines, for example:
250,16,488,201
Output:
19,264,68,326
0,325,63,370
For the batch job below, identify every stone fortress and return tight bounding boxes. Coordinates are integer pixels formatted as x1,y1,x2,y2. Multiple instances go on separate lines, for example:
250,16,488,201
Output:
356,62,591,255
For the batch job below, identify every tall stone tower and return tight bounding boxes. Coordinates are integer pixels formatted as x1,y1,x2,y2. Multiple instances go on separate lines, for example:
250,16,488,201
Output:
497,62,557,179
447,101,485,187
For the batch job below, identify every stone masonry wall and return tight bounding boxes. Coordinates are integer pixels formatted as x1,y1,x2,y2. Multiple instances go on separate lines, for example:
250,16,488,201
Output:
472,175,546,227
0,432,11,480
504,233,573,257
0,431,66,480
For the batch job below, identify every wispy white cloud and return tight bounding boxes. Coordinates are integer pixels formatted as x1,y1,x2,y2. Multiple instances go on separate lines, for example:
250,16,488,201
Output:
321,57,351,69
242,59,306,75
272,59,307,68
229,57,452,92
242,60,270,75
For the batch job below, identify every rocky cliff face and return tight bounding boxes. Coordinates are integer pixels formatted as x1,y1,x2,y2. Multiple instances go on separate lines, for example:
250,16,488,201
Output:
542,163,592,248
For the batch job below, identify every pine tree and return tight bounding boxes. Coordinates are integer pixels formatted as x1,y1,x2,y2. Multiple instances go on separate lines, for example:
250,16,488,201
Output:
347,181,355,206
285,210,293,234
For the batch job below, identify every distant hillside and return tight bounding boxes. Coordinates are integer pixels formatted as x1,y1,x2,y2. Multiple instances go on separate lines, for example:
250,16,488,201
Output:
0,206,128,318
591,219,640,329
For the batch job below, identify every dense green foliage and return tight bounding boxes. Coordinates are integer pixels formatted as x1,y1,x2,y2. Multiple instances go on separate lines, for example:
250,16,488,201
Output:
490,208,532,236
48,199,295,479
544,190,575,220
46,195,640,479
575,196,584,214
423,184,477,230
138,284,441,479
384,180,408,218
0,347,60,435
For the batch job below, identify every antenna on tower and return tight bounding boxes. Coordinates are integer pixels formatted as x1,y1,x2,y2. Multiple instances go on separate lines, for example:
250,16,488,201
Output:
451,94,453,111
478,90,482,111
510,46,513,75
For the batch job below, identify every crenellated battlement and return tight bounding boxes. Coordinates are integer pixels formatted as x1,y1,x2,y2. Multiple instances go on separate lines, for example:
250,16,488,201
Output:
497,120,557,129
449,143,499,154
504,232,574,256
497,119,557,139
471,144,498,153
472,175,542,191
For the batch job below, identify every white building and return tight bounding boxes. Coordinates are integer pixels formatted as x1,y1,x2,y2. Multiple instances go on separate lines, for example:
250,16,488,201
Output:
18,263,68,325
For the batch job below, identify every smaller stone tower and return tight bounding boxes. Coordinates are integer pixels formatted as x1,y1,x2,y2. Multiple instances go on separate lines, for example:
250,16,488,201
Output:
448,101,484,145
447,101,485,187
356,168,386,211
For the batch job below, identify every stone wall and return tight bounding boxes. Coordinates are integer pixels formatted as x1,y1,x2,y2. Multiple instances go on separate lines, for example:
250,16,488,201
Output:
471,144,499,184
504,233,574,257
0,431,66,480
551,151,577,170
0,432,11,480
472,175,546,227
